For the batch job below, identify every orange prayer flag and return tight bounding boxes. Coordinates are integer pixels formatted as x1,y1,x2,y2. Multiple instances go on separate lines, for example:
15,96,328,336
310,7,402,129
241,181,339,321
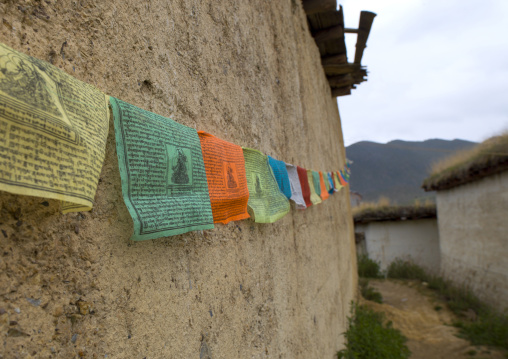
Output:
337,170,347,186
198,131,250,224
319,171,329,201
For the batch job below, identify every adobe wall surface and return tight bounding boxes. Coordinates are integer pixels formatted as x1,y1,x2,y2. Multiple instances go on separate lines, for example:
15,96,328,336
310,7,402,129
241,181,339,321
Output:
436,171,508,311
0,1,357,358
355,219,440,272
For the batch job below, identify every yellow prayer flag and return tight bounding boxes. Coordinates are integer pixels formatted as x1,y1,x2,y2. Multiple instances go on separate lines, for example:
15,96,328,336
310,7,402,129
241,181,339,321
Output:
0,43,109,212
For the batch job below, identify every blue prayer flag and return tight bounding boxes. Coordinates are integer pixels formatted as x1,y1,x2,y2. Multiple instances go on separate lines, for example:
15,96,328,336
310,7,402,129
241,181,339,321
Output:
267,155,292,199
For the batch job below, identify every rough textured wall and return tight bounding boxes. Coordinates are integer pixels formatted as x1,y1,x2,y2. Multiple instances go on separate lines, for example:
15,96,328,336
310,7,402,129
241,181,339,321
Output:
356,219,441,272
0,1,357,358
436,171,508,311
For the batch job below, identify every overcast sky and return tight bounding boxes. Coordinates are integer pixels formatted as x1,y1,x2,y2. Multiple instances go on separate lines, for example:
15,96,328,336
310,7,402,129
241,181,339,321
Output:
339,0,508,146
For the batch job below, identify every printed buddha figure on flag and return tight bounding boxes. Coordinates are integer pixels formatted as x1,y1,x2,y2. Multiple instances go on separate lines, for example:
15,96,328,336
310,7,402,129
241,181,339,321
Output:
172,148,190,184
0,48,67,122
254,174,262,197
226,164,238,189
167,145,193,187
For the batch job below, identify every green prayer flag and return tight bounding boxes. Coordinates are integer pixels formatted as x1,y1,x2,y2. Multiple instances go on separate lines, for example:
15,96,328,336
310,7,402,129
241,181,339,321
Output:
307,169,322,205
111,97,214,240
324,172,331,192
242,148,290,223
312,171,321,197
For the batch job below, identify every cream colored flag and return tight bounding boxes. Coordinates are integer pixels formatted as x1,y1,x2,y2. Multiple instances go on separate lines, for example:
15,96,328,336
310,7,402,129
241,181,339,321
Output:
0,43,109,212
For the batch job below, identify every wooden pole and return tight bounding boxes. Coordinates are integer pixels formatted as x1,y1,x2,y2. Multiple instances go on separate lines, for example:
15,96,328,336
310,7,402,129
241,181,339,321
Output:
354,11,376,65
344,28,359,34
302,0,337,15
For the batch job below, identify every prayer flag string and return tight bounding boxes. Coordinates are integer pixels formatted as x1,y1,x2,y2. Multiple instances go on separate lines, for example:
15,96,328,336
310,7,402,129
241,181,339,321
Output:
0,42,351,240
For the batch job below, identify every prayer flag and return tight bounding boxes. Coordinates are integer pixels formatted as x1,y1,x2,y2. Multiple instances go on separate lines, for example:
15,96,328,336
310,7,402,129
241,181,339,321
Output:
0,43,109,213
342,168,350,182
111,97,214,240
323,171,331,192
341,169,349,183
198,131,250,224
267,155,292,199
333,171,342,192
312,171,321,197
319,171,329,201
337,170,347,186
307,170,322,205
242,148,290,223
285,163,306,209
297,166,312,207
327,172,335,195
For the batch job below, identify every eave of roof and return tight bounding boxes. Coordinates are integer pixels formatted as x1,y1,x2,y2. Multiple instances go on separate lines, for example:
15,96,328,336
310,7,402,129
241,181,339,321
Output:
353,205,437,224
302,1,375,97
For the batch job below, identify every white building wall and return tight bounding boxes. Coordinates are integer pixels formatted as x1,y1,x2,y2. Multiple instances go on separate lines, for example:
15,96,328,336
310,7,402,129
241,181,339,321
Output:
436,171,508,311
355,219,440,272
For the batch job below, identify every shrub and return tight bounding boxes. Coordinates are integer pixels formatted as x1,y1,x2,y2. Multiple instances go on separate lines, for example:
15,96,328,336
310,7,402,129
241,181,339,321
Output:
357,255,382,278
439,283,486,316
359,278,383,304
386,259,427,281
455,313,508,350
337,304,411,359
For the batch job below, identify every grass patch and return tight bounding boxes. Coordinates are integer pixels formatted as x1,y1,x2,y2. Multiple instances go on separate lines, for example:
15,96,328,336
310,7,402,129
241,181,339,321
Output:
386,259,427,281
337,304,411,359
357,254,383,279
353,199,436,224
386,259,508,351
359,278,383,304
455,314,508,349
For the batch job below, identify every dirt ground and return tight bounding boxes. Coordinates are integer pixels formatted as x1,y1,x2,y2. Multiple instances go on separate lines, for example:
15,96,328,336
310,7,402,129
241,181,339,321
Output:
0,1,356,358
364,279,506,359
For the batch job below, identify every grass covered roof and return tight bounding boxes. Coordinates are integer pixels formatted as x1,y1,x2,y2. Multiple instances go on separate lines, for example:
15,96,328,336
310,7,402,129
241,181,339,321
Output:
353,199,436,224
422,133,508,191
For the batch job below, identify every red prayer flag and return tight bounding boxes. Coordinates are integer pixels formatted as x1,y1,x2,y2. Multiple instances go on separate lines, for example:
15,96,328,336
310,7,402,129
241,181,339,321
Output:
296,166,312,207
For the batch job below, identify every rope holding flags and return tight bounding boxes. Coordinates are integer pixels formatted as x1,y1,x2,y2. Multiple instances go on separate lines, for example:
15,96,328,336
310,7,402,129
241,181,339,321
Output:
0,41,352,241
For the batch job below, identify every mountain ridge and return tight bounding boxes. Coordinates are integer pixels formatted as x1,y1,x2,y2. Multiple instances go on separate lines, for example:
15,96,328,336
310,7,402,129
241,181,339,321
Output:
346,138,477,204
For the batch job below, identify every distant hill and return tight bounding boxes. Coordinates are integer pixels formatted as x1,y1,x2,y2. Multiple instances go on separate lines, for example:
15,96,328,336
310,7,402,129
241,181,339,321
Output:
346,139,477,204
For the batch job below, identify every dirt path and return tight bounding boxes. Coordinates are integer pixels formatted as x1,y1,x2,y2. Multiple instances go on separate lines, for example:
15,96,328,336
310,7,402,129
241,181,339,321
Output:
362,279,506,359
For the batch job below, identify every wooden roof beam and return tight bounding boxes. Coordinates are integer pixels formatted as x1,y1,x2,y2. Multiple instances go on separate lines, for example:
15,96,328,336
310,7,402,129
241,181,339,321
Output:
327,74,353,87
331,86,351,97
323,63,361,76
313,25,344,46
321,54,347,66
302,0,337,15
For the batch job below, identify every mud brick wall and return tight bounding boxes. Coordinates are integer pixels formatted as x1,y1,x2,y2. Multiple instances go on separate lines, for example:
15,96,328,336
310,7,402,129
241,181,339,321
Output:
0,1,357,357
